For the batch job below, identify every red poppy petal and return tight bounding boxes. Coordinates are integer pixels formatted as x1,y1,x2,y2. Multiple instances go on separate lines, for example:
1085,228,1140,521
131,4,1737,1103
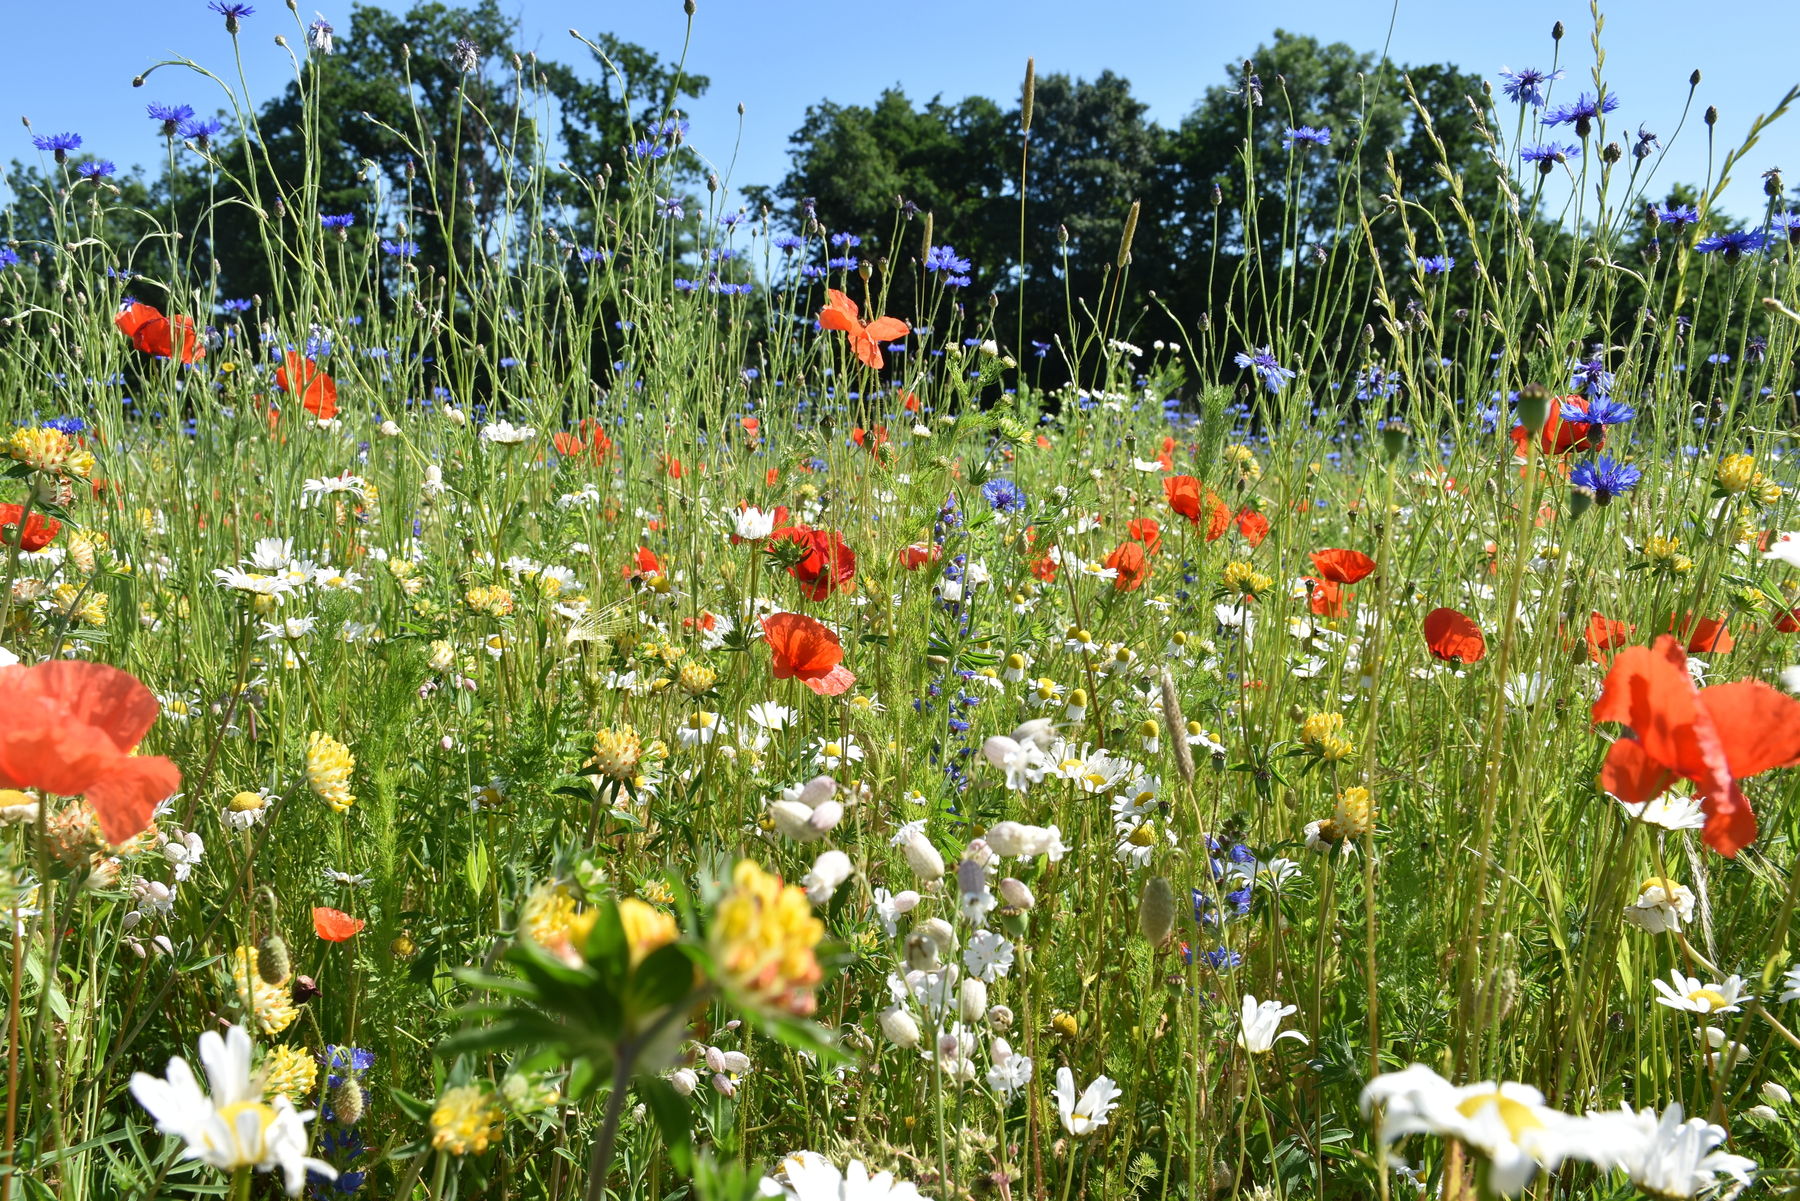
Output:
1700,781,1758,858
1698,680,1800,780
313,907,366,941
84,755,182,845
801,664,857,696
1600,737,1678,805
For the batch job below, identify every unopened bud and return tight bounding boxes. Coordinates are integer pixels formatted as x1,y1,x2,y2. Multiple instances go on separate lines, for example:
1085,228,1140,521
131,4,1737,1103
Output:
257,932,291,985
332,1080,365,1125
1138,877,1175,945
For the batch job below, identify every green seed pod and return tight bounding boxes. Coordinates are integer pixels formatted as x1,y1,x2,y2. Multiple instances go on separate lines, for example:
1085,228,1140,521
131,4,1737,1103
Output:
1138,877,1175,946
1515,383,1552,434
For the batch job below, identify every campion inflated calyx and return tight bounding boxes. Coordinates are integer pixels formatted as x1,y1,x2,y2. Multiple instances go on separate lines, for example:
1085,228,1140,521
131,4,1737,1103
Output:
1138,877,1175,946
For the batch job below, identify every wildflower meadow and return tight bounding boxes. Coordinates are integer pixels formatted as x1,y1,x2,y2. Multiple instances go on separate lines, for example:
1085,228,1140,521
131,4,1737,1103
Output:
7,2,1800,1198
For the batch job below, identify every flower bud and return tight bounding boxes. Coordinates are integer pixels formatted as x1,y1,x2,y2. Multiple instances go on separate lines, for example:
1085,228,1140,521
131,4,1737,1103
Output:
807,800,844,834
770,800,822,842
905,930,941,972
1138,877,1176,945
1762,1081,1792,1106
916,917,957,953
1514,382,1552,433
669,1067,699,1096
257,932,291,985
987,1004,1014,1030
332,1079,365,1125
903,831,945,880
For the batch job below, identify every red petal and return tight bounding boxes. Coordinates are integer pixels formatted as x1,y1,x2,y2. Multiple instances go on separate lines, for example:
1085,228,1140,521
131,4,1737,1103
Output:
1698,680,1800,779
84,755,181,845
1600,737,1677,805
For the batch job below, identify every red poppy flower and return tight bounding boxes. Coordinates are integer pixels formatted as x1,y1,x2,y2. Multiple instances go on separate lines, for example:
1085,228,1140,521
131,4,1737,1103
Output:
1030,554,1058,583
762,611,856,696
1235,508,1270,548
1776,608,1800,634
1594,635,1800,856
1163,475,1202,523
1105,540,1149,592
275,352,338,420
552,421,613,464
1510,396,1600,458
1309,548,1376,584
818,289,909,370
1423,607,1486,663
899,543,941,571
0,504,61,552
626,546,663,578
1157,435,1176,470
1303,577,1346,618
902,391,921,412
115,301,205,364
1585,611,1635,663
1671,613,1735,654
852,425,889,453
0,661,182,844
1127,517,1161,555
777,526,856,601
313,907,365,941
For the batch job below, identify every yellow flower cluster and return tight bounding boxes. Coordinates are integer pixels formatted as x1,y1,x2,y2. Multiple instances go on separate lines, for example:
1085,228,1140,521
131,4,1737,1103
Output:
464,583,515,617
1643,535,1694,574
708,860,824,1017
519,883,596,965
1222,560,1273,600
430,1083,504,1156
1716,453,1784,505
8,427,94,477
1223,444,1262,483
591,726,642,782
677,662,718,695
1333,786,1376,838
260,1045,319,1103
51,583,108,627
618,897,679,967
1300,712,1356,762
306,732,356,813
230,945,300,1036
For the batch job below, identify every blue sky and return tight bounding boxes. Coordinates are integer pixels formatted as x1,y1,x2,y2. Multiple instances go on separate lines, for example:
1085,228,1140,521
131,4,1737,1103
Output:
4,0,1797,223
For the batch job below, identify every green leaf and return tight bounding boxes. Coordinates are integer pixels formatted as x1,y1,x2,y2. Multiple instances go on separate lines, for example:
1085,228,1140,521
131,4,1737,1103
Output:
628,943,699,1016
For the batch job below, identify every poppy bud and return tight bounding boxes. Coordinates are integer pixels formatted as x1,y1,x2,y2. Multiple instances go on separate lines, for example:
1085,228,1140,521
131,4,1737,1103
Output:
1568,485,1595,520
1690,69,1702,87
1705,106,1718,127
1138,877,1175,946
684,0,696,13
257,932,291,985
1378,419,1410,460
1552,20,1564,39
332,1080,365,1125
1515,382,1552,433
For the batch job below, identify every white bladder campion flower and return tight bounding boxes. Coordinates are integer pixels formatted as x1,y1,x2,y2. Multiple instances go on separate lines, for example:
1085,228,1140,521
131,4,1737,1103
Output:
1053,1066,1120,1136
1237,995,1309,1054
1358,1064,1587,1196
758,1150,927,1200
129,1024,335,1196
1583,1102,1756,1198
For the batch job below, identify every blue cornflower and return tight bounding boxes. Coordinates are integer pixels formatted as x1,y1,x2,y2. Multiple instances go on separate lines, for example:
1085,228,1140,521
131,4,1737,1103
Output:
923,244,971,275
828,231,861,249
42,416,86,434
1570,455,1642,504
827,256,859,270
32,132,82,160
220,298,252,312
380,239,419,257
772,232,803,253
146,102,195,135
1282,125,1331,149
711,248,737,262
672,277,698,293
208,1,255,29
655,195,684,219
1569,358,1615,398
719,211,745,228
1416,254,1454,275
942,274,971,288
1544,91,1621,136
322,1045,376,1083
1354,365,1400,400
799,263,827,281
645,117,689,141
1773,212,1800,245
1695,228,1765,259
1497,66,1564,107
1233,346,1296,393
0,247,19,270
981,478,1027,514
1633,125,1660,160
320,213,355,229
577,247,609,264
1654,204,1700,228
77,160,117,179
1520,142,1580,171
630,139,669,159
1029,339,1050,358
1565,395,1635,425
177,117,223,146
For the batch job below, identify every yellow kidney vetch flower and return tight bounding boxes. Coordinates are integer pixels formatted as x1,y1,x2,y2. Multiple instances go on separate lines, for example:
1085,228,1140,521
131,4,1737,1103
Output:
305,732,356,813
709,860,824,1017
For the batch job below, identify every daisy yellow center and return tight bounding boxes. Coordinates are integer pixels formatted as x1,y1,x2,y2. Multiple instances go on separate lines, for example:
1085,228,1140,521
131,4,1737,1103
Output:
1639,876,1679,897
215,1099,279,1154
1686,988,1729,1010
1128,822,1156,846
1455,1091,1543,1141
